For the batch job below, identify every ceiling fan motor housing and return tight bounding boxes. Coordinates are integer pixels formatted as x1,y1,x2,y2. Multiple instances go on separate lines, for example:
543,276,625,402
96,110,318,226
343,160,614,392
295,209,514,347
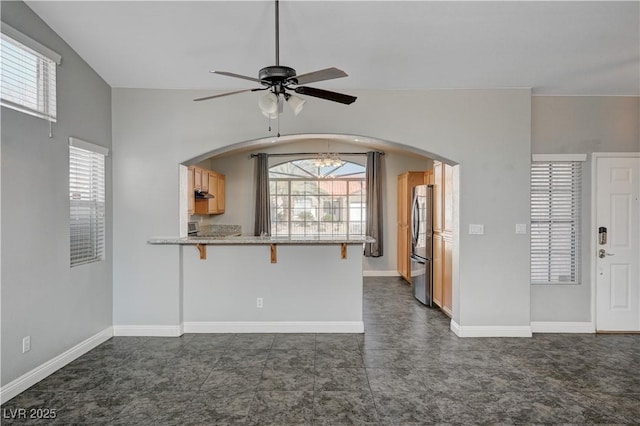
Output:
259,66,297,84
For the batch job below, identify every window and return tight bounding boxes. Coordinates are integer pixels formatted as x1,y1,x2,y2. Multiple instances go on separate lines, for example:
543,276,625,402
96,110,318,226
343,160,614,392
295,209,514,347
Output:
1,23,60,121
269,159,366,238
531,160,582,284
69,138,108,267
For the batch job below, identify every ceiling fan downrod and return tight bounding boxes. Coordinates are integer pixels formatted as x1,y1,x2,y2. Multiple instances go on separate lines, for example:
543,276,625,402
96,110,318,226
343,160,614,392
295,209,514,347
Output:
275,0,280,66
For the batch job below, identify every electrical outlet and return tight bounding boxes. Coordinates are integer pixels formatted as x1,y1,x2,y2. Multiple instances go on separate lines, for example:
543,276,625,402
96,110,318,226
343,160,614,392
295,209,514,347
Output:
22,336,31,353
469,224,484,235
256,297,263,308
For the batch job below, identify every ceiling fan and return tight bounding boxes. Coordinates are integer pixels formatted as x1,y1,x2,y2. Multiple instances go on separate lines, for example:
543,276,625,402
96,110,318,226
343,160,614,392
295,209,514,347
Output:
194,0,356,117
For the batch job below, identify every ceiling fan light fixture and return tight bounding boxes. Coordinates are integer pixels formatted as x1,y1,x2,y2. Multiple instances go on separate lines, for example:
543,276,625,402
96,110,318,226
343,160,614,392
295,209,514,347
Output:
286,94,306,116
259,92,279,115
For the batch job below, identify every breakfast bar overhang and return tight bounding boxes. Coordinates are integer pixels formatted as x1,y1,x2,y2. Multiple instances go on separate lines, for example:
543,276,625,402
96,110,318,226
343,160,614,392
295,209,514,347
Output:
148,236,374,334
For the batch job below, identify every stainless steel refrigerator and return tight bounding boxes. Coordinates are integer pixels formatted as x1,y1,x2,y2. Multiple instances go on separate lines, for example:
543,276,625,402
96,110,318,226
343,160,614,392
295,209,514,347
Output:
411,184,434,306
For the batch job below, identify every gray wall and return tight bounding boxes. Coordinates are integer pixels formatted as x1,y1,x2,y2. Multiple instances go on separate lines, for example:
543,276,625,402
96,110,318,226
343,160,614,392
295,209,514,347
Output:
183,244,364,325
1,2,112,386
112,88,532,329
197,138,432,274
531,96,640,322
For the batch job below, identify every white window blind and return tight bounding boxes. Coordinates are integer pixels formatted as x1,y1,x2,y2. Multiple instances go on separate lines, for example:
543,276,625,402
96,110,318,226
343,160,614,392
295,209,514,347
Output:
69,140,107,267
531,161,582,284
1,23,59,122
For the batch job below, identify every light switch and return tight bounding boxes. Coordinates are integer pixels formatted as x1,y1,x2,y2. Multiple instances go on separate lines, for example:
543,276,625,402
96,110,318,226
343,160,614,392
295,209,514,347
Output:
516,224,527,234
469,224,484,235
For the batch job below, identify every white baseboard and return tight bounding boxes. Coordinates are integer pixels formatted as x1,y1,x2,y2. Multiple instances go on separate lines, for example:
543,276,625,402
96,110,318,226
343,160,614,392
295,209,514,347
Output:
363,270,400,277
531,321,595,333
450,320,532,338
0,327,113,405
183,321,365,334
112,325,184,337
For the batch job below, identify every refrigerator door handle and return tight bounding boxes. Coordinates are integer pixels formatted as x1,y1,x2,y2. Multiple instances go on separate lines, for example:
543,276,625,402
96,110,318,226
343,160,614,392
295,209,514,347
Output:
411,196,420,253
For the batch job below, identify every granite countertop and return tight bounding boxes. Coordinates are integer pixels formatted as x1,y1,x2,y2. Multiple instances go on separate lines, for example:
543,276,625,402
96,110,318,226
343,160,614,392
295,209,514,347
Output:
148,235,375,245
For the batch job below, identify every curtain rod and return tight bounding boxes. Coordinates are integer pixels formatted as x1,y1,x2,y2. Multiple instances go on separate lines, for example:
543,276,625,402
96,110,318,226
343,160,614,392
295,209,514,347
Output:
250,151,385,158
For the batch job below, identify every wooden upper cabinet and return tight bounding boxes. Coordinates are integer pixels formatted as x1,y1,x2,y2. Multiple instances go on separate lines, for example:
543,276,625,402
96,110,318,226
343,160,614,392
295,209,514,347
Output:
444,163,454,233
193,168,226,215
194,168,203,191
398,174,407,226
216,174,226,213
193,168,210,193
433,162,443,233
433,161,454,232
201,170,209,193
194,171,225,215
424,169,434,185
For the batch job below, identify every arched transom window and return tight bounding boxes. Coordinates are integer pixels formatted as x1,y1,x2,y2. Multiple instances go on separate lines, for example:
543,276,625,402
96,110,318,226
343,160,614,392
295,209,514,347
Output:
269,159,366,238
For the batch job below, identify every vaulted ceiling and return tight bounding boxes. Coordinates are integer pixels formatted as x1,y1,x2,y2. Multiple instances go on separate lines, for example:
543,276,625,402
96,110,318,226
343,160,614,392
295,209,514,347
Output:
25,1,640,96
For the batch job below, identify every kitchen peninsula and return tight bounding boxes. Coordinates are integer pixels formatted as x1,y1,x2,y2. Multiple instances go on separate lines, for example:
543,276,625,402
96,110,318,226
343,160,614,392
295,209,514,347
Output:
148,235,374,334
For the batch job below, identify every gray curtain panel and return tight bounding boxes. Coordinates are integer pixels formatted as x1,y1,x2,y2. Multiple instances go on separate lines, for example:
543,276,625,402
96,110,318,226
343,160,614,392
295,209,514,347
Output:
254,153,271,236
365,151,383,257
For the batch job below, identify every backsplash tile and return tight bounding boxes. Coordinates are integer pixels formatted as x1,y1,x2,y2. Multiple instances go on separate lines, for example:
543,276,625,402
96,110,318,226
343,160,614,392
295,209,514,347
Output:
198,224,241,237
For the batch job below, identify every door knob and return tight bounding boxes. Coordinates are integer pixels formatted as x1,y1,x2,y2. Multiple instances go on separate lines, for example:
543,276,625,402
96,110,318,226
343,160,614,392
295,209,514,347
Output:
598,249,614,258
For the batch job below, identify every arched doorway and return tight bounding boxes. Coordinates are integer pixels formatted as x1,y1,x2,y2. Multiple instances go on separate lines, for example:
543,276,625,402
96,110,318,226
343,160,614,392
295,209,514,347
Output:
181,133,460,324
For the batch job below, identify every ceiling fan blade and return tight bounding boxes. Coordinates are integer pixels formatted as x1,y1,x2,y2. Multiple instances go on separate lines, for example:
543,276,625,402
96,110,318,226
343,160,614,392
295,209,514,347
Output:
211,70,261,83
294,86,357,105
194,88,256,102
289,67,348,85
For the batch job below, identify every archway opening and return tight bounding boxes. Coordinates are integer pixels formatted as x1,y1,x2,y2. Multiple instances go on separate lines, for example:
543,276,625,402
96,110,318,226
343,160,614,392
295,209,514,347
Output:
180,133,460,323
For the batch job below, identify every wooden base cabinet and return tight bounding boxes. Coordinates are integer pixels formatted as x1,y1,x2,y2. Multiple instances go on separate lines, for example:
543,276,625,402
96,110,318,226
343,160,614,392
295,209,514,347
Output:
442,235,453,316
432,233,443,307
397,171,427,283
432,232,453,316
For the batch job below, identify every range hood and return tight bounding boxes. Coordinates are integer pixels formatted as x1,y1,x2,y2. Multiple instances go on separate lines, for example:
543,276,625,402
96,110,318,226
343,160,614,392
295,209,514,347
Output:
195,190,214,199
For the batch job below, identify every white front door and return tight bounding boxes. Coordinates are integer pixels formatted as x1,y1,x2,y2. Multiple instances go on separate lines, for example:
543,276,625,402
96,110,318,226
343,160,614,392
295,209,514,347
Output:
595,155,640,331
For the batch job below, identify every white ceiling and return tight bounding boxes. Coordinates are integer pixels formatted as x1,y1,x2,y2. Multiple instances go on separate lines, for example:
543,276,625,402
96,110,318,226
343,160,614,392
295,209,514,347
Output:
25,1,640,96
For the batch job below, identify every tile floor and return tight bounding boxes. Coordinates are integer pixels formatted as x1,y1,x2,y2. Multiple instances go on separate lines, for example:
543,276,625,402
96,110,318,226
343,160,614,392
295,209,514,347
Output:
2,276,639,425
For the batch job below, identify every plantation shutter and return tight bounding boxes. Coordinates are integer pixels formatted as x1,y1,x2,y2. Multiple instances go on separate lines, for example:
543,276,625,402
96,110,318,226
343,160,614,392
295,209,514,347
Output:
1,23,60,122
69,138,108,267
530,161,582,284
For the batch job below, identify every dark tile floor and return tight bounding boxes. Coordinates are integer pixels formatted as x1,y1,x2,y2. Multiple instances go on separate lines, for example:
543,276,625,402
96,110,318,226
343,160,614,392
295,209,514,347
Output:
2,276,639,425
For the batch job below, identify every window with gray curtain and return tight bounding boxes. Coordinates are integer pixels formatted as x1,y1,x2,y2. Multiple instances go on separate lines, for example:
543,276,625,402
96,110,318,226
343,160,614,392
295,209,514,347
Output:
254,151,383,249
365,151,383,257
